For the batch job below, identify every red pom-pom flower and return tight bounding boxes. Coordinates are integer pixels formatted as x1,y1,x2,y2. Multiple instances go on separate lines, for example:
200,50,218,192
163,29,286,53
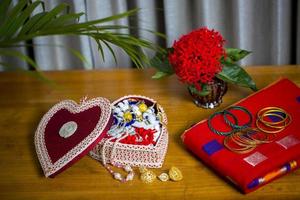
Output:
168,27,226,89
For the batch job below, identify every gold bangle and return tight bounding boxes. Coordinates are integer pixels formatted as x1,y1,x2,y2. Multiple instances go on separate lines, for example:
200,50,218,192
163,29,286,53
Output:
231,131,257,147
257,107,289,125
256,119,285,134
224,133,256,154
260,111,291,126
256,106,291,134
246,131,271,144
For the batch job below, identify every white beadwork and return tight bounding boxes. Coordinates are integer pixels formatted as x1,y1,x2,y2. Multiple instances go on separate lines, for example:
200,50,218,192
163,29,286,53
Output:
114,172,122,180
124,165,132,172
90,95,168,169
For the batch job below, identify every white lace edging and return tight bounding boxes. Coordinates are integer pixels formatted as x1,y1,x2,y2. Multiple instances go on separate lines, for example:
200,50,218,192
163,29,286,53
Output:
34,97,111,177
89,95,169,168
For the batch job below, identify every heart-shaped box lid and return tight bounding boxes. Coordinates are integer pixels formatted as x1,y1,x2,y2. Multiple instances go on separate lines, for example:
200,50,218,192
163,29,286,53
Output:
34,97,112,177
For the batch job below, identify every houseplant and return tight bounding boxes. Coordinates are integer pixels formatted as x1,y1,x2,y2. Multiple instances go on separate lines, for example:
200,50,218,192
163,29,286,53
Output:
0,0,163,82
151,27,257,109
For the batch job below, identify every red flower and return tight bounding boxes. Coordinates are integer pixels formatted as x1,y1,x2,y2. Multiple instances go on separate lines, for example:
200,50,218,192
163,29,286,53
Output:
120,127,157,145
168,27,226,88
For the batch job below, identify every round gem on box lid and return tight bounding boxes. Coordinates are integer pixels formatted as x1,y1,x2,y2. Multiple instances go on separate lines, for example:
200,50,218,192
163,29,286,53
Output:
34,97,112,177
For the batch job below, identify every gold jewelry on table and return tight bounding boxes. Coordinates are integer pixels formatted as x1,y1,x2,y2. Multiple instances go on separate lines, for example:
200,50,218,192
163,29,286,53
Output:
169,166,183,181
158,173,169,182
139,166,183,183
138,166,148,174
140,170,156,184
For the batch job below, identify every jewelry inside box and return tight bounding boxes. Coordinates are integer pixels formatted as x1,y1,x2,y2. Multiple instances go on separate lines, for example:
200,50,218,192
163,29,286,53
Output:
99,97,166,182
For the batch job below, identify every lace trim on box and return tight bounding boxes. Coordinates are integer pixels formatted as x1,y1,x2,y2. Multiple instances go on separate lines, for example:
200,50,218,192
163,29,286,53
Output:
89,95,168,168
34,97,111,177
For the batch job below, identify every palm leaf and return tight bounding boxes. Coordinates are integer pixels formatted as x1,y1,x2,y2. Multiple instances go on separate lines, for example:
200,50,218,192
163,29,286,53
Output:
29,3,69,33
5,1,44,39
0,0,12,26
42,12,84,29
18,12,46,36
0,1,164,77
0,0,28,38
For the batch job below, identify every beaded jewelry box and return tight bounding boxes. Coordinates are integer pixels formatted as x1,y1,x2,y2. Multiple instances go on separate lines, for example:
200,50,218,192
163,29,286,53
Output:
34,95,168,178
89,95,169,168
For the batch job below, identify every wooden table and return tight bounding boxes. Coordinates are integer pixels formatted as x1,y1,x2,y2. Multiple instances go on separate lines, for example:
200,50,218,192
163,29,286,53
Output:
0,66,300,200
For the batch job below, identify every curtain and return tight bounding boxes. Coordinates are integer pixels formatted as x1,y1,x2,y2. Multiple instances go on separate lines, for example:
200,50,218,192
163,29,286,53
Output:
0,0,299,71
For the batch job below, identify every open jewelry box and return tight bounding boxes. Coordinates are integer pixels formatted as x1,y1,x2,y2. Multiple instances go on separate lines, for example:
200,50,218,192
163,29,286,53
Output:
34,95,168,178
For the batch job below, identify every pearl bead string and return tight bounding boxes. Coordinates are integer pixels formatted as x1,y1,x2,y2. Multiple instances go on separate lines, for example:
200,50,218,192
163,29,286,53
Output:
101,132,134,182
100,98,166,182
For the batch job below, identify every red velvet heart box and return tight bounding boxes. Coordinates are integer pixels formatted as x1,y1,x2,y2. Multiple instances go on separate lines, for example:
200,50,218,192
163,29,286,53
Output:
35,95,168,178
34,97,112,177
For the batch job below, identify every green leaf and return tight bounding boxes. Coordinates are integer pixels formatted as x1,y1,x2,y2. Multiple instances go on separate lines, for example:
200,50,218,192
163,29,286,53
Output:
188,84,211,96
0,49,39,69
0,3,162,73
102,39,117,64
41,12,84,30
225,48,251,62
18,12,46,36
152,71,170,79
150,50,174,74
216,63,257,91
78,8,139,26
0,0,12,26
0,0,27,38
29,3,69,33
4,1,44,39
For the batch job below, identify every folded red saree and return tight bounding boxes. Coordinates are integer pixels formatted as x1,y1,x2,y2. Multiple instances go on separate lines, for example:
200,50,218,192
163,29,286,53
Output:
181,78,300,193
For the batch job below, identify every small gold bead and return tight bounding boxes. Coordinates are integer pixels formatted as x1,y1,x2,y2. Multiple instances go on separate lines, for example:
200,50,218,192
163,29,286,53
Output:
158,173,169,182
140,170,156,184
138,166,148,174
169,166,183,181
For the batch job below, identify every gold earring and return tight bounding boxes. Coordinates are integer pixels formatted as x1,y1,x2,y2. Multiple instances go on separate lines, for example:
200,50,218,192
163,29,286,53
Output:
158,172,169,182
139,167,156,184
169,166,183,181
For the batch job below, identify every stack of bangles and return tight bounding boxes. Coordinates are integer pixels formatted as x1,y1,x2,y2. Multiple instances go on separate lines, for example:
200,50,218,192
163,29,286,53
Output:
256,107,292,134
208,106,291,154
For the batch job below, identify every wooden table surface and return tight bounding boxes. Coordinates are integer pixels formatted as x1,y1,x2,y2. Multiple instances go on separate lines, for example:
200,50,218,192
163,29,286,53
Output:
0,65,300,200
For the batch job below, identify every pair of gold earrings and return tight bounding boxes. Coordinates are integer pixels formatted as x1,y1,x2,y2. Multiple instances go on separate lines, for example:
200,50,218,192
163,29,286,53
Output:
139,166,183,183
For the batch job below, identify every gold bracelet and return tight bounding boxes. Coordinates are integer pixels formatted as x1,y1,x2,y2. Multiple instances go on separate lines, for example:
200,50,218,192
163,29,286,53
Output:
257,107,289,125
256,106,291,134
